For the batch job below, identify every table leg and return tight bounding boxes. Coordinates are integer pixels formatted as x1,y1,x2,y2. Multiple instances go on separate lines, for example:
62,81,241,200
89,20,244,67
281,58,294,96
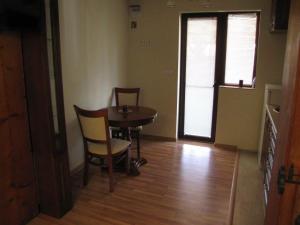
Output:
135,131,147,167
131,141,147,174
119,128,139,176
120,128,148,176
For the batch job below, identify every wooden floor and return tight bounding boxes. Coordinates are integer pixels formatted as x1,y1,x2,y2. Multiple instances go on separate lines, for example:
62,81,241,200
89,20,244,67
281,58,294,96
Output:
29,140,237,225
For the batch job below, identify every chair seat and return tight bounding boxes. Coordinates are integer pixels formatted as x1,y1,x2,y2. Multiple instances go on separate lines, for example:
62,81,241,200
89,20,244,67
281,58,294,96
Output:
88,138,130,156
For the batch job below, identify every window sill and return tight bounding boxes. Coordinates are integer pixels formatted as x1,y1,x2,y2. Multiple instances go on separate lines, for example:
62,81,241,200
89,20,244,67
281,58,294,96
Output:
219,85,255,90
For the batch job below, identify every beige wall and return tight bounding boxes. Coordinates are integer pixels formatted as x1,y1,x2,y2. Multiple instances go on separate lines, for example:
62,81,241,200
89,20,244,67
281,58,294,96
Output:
59,0,128,170
127,0,287,150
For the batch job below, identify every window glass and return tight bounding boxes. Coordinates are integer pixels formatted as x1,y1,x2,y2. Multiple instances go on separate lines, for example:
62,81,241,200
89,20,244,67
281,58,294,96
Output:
224,13,258,86
184,17,217,137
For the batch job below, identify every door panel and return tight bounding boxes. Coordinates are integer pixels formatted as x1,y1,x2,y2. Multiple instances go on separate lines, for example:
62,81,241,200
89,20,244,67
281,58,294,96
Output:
0,33,38,225
0,34,26,115
279,44,300,225
0,120,19,225
184,87,215,137
265,0,300,224
11,116,36,190
0,61,8,119
180,16,218,141
17,185,38,224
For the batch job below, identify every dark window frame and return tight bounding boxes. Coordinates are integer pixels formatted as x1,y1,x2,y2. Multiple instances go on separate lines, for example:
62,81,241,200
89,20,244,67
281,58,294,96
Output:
181,11,260,87
178,11,260,141
222,11,260,88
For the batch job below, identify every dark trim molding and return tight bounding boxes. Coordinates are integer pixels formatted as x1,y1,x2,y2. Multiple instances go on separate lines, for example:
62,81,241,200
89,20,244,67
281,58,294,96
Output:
22,0,72,218
142,134,177,142
214,143,237,151
70,163,84,177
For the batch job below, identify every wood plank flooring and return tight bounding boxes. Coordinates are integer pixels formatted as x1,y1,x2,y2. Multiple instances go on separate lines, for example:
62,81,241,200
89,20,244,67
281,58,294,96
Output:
29,140,237,225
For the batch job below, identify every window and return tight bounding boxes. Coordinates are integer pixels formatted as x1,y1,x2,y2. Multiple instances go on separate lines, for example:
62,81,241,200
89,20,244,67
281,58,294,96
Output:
178,12,260,141
180,12,260,88
224,13,259,86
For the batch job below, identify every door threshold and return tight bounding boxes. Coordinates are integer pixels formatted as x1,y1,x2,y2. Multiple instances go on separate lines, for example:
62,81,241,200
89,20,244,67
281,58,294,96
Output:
178,136,214,143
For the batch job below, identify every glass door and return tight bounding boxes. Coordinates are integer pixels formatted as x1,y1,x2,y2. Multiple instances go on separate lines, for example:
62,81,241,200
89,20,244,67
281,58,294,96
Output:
179,15,218,141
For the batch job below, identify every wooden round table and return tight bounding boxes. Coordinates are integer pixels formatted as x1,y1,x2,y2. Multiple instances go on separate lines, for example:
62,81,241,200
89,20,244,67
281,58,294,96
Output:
108,106,157,175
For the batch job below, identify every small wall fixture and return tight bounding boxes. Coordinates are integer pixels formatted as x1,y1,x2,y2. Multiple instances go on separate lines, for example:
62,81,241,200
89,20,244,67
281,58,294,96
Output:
129,4,141,30
131,21,137,29
129,4,141,14
189,0,212,8
166,0,176,8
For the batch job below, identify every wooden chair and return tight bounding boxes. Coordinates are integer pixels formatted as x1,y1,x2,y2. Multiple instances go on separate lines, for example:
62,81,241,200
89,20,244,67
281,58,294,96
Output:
74,105,131,192
115,87,140,107
113,87,142,158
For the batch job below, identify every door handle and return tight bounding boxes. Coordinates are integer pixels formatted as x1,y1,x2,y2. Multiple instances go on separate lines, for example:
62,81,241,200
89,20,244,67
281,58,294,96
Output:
278,164,300,194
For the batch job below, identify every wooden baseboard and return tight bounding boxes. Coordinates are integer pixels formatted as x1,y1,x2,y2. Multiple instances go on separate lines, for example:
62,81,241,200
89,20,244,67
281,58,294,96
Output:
141,134,177,142
227,149,240,225
70,163,84,177
214,143,237,151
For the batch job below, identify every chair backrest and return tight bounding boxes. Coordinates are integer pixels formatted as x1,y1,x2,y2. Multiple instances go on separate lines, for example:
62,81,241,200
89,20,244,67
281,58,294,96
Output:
115,87,140,106
74,105,110,144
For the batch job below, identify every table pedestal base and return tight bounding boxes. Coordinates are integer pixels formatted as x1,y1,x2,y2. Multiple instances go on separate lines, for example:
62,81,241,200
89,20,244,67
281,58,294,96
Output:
130,158,147,176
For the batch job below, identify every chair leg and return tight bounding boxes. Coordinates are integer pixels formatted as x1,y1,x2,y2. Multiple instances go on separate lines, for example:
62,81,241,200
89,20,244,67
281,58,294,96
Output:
83,155,89,186
122,129,127,140
126,146,131,175
136,131,141,160
107,155,114,192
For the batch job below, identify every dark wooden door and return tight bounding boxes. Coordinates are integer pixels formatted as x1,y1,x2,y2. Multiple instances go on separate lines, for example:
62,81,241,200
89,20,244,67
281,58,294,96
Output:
0,33,38,225
265,0,300,224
